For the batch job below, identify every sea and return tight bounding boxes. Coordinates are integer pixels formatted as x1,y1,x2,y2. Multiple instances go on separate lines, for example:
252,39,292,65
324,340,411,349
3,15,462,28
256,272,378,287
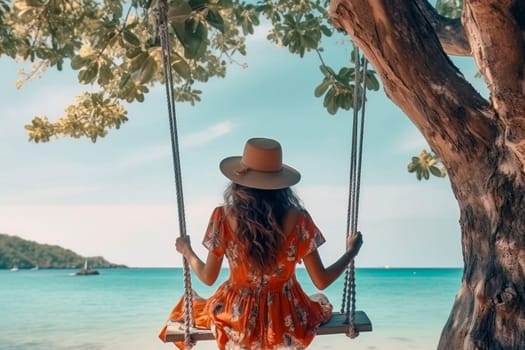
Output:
0,267,462,350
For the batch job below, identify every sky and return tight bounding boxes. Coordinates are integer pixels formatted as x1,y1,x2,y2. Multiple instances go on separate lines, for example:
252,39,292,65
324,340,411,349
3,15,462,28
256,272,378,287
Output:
0,22,488,268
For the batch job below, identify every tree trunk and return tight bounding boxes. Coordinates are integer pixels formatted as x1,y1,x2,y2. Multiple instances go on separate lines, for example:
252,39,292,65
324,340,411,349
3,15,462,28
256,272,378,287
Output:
329,0,525,348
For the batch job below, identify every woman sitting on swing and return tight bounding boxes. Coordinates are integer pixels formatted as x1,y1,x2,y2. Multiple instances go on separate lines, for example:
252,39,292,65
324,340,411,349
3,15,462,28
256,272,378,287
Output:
159,137,363,350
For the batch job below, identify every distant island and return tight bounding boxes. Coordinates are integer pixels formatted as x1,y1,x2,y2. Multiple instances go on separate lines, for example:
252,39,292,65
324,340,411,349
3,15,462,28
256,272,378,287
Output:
0,233,127,269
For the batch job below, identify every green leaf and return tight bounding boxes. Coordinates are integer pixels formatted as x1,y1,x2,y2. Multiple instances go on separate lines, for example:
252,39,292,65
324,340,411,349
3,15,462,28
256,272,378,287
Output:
314,79,330,97
319,65,336,78
25,0,44,6
128,51,149,72
435,0,463,19
324,88,338,115
70,55,90,70
125,48,143,59
138,55,157,83
169,0,193,46
429,165,443,177
122,29,141,47
241,18,254,35
182,20,208,59
189,0,207,10
365,71,380,91
340,91,353,110
172,53,191,80
119,73,132,89
79,62,99,84
302,31,319,51
320,25,332,37
97,64,114,85
207,9,225,33
168,0,192,24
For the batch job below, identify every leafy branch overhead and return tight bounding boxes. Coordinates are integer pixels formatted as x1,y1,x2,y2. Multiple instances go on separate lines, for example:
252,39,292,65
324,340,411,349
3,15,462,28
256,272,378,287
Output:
407,150,446,181
2,0,378,143
315,49,380,115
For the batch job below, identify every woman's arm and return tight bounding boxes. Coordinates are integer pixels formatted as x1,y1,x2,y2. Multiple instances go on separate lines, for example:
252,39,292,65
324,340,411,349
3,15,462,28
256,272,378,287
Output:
302,232,363,290
176,235,223,286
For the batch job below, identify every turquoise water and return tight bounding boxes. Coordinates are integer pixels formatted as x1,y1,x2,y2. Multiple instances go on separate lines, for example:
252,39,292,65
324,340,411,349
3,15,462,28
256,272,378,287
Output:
0,268,462,349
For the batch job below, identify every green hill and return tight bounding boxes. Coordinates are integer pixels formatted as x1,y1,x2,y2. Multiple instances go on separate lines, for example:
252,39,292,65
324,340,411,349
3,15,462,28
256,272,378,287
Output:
0,234,127,269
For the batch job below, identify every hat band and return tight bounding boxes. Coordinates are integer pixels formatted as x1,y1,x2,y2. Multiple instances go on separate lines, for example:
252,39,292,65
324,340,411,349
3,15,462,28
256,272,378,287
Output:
234,165,249,176
235,161,283,176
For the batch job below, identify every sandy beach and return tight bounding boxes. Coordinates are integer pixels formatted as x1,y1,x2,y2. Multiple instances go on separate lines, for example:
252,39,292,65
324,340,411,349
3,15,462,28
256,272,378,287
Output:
149,331,439,350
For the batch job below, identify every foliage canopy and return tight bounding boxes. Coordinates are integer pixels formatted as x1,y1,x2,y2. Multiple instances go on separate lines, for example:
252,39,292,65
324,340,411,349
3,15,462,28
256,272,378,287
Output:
2,0,375,140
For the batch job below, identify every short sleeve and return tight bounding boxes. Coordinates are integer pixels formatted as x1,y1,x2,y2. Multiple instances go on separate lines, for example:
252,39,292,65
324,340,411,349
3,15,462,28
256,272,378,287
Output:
202,206,226,257
296,210,326,261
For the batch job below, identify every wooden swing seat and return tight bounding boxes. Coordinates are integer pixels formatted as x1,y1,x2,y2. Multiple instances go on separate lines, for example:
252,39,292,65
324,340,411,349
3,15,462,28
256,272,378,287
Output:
163,310,372,342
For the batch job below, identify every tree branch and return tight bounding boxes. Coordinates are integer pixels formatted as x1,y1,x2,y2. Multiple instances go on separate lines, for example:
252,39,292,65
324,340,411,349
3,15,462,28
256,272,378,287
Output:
463,0,525,152
329,0,494,172
414,0,471,56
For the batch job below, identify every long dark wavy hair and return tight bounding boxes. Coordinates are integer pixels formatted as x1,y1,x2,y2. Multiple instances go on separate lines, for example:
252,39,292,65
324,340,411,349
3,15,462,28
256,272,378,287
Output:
223,182,303,273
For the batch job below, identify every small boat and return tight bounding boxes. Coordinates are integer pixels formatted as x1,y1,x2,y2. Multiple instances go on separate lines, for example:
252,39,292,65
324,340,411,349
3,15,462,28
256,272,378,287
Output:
75,259,99,276
10,266,19,272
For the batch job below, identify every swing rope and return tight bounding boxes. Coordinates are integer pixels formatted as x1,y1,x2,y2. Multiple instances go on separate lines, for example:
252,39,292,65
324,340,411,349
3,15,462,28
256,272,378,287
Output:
340,45,368,339
156,1,195,348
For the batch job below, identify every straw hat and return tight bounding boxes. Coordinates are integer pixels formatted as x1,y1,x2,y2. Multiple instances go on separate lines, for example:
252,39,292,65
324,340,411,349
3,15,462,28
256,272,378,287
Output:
220,138,301,190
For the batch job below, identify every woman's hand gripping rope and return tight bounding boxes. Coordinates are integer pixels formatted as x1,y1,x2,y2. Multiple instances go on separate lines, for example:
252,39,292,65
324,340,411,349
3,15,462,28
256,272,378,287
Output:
346,231,363,257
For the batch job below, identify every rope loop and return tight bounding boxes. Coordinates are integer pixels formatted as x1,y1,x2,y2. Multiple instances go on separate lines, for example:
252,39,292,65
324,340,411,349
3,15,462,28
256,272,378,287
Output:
346,325,359,339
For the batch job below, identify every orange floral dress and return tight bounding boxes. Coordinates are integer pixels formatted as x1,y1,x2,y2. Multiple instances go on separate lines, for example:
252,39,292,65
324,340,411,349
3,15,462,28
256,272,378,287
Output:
159,206,333,349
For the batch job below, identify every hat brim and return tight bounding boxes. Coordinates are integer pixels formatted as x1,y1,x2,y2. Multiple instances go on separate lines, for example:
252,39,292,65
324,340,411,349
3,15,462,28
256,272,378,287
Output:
220,156,301,190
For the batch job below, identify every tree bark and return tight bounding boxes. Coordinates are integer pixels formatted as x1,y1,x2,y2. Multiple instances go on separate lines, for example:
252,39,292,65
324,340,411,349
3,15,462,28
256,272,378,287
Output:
414,0,471,56
329,0,525,348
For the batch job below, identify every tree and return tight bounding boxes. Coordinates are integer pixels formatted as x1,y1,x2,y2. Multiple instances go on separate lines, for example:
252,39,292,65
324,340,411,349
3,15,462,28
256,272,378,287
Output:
330,0,525,348
1,0,523,348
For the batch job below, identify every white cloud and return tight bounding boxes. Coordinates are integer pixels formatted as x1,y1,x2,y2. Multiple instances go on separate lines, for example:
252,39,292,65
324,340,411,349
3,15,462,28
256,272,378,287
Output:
181,120,235,149
77,120,236,172
111,144,171,170
0,185,100,204
395,129,429,153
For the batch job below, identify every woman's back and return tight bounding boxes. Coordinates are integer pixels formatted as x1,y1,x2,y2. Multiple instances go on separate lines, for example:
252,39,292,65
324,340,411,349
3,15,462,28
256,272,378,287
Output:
202,206,332,349
208,207,303,288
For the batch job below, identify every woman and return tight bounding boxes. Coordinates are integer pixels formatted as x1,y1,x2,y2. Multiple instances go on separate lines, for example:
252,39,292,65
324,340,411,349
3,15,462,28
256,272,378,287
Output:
159,137,363,349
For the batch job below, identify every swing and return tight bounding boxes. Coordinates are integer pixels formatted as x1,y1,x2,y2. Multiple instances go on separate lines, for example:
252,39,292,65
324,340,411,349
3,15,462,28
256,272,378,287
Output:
155,0,372,347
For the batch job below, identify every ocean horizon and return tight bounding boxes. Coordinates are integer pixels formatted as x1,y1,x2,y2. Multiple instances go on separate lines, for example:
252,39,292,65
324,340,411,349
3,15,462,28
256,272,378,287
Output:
0,267,462,349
